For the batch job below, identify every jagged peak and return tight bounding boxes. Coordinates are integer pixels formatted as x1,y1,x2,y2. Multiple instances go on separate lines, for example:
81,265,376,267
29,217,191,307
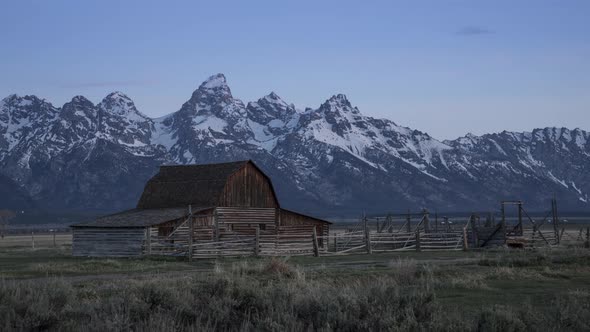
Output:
266,91,281,100
198,73,229,90
104,91,132,101
69,95,94,106
319,93,360,115
330,93,348,102
2,94,41,104
260,91,288,105
2,93,19,102
98,92,148,120
186,73,233,105
1,94,55,113
324,94,353,108
100,91,134,107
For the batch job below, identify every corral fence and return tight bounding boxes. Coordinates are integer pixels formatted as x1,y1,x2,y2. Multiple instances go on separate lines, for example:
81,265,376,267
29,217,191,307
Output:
146,222,323,259
143,210,469,259
142,203,590,259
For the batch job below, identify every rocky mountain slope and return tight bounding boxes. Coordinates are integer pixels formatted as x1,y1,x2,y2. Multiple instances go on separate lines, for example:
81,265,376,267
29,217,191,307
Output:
1,74,588,215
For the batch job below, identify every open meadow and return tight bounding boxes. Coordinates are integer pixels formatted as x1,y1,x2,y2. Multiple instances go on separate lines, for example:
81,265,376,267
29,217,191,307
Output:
1,232,590,331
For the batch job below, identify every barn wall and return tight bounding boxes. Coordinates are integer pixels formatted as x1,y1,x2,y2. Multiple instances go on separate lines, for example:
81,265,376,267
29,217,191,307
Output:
220,163,278,208
216,207,277,234
279,209,330,246
72,227,146,257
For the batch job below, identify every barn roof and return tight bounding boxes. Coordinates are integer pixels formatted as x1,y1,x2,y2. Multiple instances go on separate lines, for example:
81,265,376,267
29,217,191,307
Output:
136,160,251,209
282,209,333,224
71,207,209,228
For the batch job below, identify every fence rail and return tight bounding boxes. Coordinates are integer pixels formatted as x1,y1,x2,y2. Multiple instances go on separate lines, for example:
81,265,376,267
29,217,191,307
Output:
143,225,471,258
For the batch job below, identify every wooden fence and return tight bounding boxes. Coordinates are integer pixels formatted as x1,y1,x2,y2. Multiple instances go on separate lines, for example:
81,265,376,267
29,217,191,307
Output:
141,210,590,259
330,231,464,255
143,222,466,259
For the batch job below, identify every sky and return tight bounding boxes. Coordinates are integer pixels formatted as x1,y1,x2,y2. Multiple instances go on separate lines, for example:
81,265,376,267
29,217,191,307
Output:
0,0,588,139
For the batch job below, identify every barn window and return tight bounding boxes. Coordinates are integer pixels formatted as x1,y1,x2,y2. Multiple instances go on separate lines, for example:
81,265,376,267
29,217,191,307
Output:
259,224,266,230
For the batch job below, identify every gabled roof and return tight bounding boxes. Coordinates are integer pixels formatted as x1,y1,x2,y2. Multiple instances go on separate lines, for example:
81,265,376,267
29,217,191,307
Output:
72,207,208,227
136,160,255,209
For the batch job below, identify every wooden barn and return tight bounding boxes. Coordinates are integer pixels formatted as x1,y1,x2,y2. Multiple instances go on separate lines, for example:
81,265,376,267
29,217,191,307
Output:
72,160,331,258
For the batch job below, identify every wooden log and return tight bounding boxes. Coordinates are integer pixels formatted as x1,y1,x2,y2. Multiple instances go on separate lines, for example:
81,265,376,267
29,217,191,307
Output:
501,203,506,244
145,227,151,255
312,227,319,257
214,209,220,242
188,209,194,262
255,225,260,256
364,218,372,254
423,209,430,233
462,227,468,251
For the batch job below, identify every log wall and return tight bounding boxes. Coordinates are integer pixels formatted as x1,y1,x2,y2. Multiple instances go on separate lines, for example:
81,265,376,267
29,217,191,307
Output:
280,209,329,246
72,227,145,257
216,207,277,234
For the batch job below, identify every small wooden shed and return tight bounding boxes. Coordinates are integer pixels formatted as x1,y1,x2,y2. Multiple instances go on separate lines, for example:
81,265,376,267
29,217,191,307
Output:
72,160,331,257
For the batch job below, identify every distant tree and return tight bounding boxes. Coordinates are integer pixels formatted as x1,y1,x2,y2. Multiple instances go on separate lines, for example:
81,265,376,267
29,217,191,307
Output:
0,210,17,239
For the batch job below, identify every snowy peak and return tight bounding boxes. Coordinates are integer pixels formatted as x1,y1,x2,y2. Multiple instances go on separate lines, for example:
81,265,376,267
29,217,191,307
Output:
191,73,232,101
0,94,57,125
61,95,97,121
70,95,94,105
200,73,228,90
247,92,298,125
322,94,356,112
98,92,148,121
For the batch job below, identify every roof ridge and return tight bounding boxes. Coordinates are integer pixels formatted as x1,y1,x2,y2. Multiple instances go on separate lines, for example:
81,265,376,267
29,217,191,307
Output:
160,160,250,168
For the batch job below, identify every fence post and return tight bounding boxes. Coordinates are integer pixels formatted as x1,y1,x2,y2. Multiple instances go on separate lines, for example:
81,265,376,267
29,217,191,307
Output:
462,227,468,251
415,231,421,252
364,218,372,254
312,227,320,257
435,212,438,232
559,228,565,245
31,232,35,249
145,227,152,255
187,205,194,261
470,214,479,248
188,219,194,262
255,225,260,256
214,208,220,242
585,227,589,249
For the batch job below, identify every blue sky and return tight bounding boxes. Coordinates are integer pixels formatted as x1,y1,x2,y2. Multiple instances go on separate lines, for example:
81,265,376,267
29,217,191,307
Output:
1,0,588,139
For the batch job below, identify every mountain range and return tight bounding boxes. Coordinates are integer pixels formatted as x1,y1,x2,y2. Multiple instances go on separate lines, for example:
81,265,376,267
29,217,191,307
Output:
1,74,589,216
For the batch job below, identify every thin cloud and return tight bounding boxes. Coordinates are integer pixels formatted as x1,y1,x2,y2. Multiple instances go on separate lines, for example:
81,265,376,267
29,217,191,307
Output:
60,80,156,88
456,26,495,36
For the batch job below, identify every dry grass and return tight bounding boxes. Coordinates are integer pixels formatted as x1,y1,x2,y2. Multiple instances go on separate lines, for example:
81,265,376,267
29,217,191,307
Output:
0,249,589,330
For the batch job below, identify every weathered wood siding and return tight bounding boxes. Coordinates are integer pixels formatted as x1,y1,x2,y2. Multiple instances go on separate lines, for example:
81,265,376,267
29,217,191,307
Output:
72,227,145,257
216,207,277,234
279,209,329,246
219,163,278,208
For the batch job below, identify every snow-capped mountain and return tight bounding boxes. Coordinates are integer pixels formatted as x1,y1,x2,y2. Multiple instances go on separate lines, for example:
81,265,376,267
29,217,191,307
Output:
1,74,588,214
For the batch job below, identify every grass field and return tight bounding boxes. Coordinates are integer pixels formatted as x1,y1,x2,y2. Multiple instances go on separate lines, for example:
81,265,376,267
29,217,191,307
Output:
1,235,590,331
